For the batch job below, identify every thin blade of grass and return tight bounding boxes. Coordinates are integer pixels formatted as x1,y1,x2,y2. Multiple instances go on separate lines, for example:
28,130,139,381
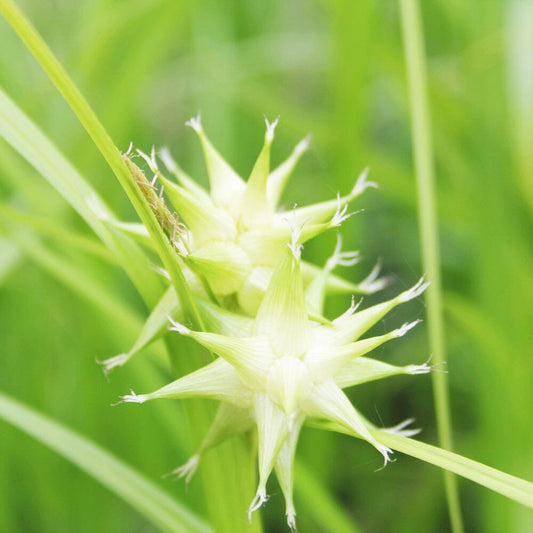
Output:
0,204,117,265
308,419,533,509
0,225,140,335
0,391,211,533
399,1,463,530
375,431,533,510
0,86,162,306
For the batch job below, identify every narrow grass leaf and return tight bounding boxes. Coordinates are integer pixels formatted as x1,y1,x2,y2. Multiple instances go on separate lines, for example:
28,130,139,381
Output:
0,86,162,305
399,0,463,530
376,431,533,510
0,204,117,265
0,0,200,326
0,392,211,533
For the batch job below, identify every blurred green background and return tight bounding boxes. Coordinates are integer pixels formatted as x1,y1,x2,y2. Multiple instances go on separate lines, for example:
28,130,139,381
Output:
1,0,532,531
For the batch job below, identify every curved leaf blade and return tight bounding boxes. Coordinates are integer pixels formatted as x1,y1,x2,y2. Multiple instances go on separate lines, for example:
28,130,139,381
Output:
376,431,533,509
0,392,211,533
0,86,163,306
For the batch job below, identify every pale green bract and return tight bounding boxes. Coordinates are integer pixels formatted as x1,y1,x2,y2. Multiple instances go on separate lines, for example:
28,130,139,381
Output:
117,119,433,531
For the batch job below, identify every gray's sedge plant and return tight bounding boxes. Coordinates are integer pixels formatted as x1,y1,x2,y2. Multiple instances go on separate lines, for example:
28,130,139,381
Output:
0,1,532,532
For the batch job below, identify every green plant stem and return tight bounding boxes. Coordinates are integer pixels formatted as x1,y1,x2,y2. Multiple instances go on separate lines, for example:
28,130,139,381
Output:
399,1,464,531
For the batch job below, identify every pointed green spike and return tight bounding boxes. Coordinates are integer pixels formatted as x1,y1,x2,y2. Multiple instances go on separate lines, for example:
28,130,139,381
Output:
120,358,251,407
159,147,213,205
301,260,390,296
99,286,180,375
331,277,429,344
281,167,377,226
305,236,360,317
305,268,329,318
238,118,278,228
275,417,304,532
167,403,255,484
307,321,420,380
307,412,421,440
196,298,254,337
200,403,255,454
249,393,289,520
303,380,392,464
237,219,350,272
335,355,434,389
186,116,245,209
186,241,252,296
99,279,256,377
169,321,275,390
267,135,311,209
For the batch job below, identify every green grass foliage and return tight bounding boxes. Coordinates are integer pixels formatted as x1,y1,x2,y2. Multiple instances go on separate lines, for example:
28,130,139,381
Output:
0,1,532,532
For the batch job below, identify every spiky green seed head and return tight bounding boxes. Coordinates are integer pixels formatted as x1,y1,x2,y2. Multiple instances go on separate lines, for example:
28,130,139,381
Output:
130,117,383,314
120,237,432,530
111,118,434,531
